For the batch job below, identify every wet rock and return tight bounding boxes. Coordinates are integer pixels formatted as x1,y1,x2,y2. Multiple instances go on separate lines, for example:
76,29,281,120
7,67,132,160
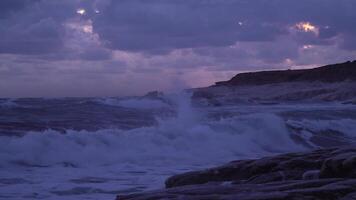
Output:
165,148,335,188
341,192,356,200
117,179,356,200
302,170,320,180
320,151,356,179
117,147,356,200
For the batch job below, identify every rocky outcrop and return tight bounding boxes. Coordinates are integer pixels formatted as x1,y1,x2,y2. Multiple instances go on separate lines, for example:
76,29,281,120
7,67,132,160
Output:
215,61,356,86
190,61,356,105
191,79,356,105
117,146,356,200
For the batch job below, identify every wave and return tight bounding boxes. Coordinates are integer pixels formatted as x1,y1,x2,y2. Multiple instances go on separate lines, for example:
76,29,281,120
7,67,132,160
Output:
0,99,20,108
0,113,304,168
1,94,355,169
93,97,169,109
287,118,356,138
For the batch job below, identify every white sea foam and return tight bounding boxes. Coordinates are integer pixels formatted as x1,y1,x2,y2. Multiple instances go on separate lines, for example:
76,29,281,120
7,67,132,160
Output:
0,97,304,168
2,95,355,168
94,97,168,109
286,118,356,138
1,94,355,200
0,99,20,108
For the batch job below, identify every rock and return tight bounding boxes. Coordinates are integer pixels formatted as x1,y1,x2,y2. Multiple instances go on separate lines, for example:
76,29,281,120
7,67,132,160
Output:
341,192,356,200
117,147,356,200
165,148,334,188
302,170,320,180
190,61,356,105
117,179,356,200
215,61,356,87
320,151,356,179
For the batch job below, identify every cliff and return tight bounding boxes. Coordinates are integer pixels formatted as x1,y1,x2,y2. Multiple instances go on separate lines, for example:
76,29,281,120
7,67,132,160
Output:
191,61,356,105
215,61,356,86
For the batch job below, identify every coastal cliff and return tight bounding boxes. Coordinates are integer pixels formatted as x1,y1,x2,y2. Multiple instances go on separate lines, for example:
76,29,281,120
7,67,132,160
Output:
215,61,356,86
192,61,356,105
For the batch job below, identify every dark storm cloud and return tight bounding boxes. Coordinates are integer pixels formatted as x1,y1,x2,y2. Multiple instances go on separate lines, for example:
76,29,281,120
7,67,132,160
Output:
0,17,63,55
0,0,35,18
92,0,286,52
78,48,112,61
1,0,355,56
0,0,78,55
92,0,356,54
1,0,356,97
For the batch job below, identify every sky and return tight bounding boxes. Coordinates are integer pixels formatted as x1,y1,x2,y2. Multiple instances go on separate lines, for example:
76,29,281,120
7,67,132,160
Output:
0,0,356,98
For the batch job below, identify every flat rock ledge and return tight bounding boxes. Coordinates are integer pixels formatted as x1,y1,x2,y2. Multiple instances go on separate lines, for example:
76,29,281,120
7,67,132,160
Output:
117,147,356,200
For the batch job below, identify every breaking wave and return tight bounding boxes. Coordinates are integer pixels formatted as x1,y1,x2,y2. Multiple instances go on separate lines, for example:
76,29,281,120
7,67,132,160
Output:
286,118,356,138
0,112,304,169
94,97,169,109
1,95,356,200
1,94,355,169
0,99,20,108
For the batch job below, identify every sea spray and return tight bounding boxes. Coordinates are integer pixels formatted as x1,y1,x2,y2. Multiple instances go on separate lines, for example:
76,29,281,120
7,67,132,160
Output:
0,97,355,200
0,93,304,168
95,97,169,109
0,98,20,108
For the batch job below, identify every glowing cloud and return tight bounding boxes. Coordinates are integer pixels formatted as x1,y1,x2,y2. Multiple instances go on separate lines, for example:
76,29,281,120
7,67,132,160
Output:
302,45,313,49
82,25,93,33
76,8,86,15
66,20,94,35
295,22,319,35
284,58,293,65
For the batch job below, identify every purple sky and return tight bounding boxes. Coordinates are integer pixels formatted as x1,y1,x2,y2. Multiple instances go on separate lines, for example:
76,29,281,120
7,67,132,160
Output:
0,0,356,98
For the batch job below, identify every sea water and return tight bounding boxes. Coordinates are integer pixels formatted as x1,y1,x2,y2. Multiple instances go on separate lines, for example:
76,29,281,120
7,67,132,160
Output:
1,94,356,200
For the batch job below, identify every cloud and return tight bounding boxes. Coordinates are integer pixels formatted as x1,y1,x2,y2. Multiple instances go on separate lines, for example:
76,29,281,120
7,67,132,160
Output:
92,0,356,54
0,0,35,18
1,0,356,56
0,0,356,97
92,0,285,53
0,1,74,55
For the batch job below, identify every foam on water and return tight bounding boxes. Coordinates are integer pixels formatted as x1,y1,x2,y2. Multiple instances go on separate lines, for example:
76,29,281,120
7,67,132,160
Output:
1,93,356,199
286,118,356,138
0,97,303,168
94,97,169,109
0,99,20,108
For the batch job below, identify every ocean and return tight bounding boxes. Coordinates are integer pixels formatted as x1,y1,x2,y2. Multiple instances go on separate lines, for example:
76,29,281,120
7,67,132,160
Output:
1,93,356,200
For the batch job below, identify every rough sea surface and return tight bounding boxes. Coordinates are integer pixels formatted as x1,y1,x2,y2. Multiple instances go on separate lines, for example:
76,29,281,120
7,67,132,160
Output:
1,95,356,200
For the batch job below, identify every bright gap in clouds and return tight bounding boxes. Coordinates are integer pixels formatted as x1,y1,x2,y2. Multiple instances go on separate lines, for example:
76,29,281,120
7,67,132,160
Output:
76,8,86,15
295,22,319,35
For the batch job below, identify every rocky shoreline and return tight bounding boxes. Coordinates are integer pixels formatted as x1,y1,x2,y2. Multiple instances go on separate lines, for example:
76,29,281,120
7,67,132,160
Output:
117,146,356,200
215,61,356,87
190,61,356,106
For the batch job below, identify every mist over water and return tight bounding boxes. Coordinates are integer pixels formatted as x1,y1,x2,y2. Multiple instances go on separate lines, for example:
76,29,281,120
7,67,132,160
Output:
1,93,356,199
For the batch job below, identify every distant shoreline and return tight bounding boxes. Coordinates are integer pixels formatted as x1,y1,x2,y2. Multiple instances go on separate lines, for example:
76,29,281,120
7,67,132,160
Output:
214,60,356,87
